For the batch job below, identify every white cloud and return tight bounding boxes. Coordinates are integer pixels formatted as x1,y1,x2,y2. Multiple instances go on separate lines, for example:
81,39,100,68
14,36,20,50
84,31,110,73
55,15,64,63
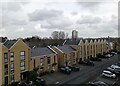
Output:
34,24,47,32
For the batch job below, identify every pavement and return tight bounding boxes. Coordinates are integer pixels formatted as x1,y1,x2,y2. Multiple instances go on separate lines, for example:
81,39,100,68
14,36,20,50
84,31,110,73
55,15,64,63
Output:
42,54,120,85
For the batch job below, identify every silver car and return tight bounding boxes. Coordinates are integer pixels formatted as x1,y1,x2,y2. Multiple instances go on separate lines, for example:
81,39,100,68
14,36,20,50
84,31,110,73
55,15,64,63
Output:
102,70,116,78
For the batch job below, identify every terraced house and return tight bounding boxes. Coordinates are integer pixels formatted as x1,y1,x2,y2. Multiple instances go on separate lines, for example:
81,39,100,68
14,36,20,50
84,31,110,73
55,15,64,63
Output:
64,38,108,62
30,46,58,75
0,39,30,86
52,45,77,67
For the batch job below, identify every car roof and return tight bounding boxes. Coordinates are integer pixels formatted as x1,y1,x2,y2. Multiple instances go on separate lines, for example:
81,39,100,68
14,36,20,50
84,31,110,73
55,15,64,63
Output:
103,70,112,73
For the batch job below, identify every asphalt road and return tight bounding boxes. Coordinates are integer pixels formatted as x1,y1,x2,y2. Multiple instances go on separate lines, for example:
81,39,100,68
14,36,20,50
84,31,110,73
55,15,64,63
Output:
62,54,120,84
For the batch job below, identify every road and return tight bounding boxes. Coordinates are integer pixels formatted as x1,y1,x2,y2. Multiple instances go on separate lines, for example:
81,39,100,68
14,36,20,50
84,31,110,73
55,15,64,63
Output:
62,54,120,84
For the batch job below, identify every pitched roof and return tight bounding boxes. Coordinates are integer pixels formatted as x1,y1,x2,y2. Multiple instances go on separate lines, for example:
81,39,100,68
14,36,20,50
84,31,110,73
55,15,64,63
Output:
56,45,76,53
31,47,55,57
3,40,17,49
64,39,82,45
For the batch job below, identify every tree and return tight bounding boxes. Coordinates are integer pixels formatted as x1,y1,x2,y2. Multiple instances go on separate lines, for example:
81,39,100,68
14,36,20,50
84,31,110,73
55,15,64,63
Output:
29,70,38,82
51,31,59,39
59,31,65,39
51,31,66,39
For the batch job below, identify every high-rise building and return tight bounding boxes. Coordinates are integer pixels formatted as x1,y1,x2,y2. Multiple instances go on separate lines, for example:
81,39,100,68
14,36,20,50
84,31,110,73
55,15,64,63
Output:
72,30,78,39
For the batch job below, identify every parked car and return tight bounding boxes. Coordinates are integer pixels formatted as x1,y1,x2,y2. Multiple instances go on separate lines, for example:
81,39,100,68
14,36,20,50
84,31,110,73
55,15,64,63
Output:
79,60,95,66
24,81,33,86
90,57,102,61
111,64,120,69
88,80,109,86
106,67,120,76
114,62,120,67
102,70,116,78
35,77,46,86
104,54,112,58
81,60,95,66
111,52,117,55
68,66,80,72
59,66,71,74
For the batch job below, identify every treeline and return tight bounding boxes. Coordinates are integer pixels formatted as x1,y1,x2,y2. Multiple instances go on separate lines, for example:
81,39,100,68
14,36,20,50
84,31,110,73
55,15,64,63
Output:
23,36,65,48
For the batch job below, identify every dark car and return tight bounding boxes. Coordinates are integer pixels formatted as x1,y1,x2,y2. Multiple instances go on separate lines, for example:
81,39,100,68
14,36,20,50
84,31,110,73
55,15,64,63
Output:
68,66,80,72
88,80,109,86
79,60,95,66
90,57,102,61
35,77,46,86
59,66,71,74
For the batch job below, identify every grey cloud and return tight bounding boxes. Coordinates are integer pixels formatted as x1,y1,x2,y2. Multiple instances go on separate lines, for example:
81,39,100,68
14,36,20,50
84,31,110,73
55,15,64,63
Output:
77,15,101,24
28,9,63,21
71,12,78,16
2,2,23,12
40,17,73,29
11,19,27,25
76,2,100,10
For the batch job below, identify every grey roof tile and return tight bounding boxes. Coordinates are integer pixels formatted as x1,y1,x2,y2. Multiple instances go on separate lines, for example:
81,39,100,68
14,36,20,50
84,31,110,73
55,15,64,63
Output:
31,47,55,57
56,45,76,53
65,39,82,45
3,40,17,49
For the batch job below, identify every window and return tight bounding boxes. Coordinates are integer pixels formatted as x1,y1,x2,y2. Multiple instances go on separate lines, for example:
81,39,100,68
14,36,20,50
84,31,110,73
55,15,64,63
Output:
4,53,8,63
20,61,25,71
40,58,44,66
5,76,8,86
11,63,14,74
10,52,14,62
11,75,14,83
47,57,50,64
20,51,25,60
4,64,8,75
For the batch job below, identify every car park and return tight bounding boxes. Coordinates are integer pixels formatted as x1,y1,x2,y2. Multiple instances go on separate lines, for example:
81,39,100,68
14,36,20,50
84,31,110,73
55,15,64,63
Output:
88,80,109,86
68,66,80,72
102,70,116,78
59,66,72,74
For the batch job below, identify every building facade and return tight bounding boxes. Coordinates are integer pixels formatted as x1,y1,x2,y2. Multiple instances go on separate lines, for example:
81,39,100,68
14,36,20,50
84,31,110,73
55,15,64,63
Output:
30,46,58,75
52,45,77,67
0,39,30,86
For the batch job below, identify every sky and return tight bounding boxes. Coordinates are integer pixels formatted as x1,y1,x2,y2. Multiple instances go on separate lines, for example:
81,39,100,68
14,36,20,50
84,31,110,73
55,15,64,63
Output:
0,0,119,39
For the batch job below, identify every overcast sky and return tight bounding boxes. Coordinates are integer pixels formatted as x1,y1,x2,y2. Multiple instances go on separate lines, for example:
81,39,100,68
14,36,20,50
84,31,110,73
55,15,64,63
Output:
0,0,119,39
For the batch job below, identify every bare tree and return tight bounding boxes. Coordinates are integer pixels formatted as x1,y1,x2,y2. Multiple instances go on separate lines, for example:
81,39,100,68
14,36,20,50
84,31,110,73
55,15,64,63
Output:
51,31,66,39
51,31,59,39
59,31,65,39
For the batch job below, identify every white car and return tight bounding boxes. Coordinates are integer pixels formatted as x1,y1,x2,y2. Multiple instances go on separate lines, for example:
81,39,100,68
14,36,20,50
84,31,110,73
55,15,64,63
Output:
111,52,117,55
102,70,116,78
111,65,120,69
105,54,112,58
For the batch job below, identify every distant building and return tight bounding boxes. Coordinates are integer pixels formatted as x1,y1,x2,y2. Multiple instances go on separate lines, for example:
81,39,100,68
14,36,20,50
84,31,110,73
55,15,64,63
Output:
72,30,78,39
